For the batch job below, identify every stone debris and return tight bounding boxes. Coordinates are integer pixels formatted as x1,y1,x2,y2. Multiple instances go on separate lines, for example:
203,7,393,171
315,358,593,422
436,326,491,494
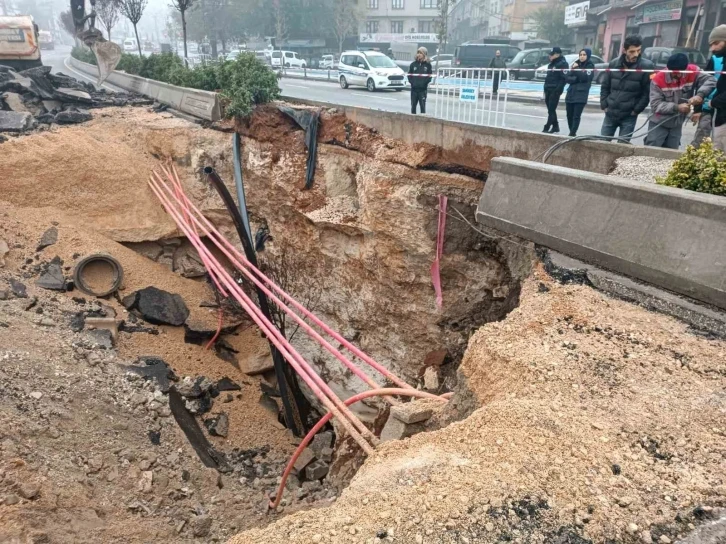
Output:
36,227,58,251
609,156,675,184
122,286,190,326
35,259,66,291
204,412,229,438
0,65,152,136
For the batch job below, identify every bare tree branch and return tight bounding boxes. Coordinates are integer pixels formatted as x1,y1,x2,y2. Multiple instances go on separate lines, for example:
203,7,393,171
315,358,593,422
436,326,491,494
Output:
118,0,148,56
96,0,121,41
170,0,194,60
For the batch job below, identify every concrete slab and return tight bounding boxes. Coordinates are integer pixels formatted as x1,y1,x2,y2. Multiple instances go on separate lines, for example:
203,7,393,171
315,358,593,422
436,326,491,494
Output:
477,158,726,311
0,110,33,132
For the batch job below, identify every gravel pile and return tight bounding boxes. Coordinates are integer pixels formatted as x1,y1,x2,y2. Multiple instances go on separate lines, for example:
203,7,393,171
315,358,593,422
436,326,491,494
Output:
609,155,675,184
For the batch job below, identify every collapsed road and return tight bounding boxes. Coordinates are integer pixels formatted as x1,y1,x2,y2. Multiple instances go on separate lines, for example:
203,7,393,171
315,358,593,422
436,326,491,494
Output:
0,97,724,544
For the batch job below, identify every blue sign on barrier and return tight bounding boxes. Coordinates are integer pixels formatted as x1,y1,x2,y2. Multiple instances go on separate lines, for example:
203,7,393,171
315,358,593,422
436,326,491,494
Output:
460,87,477,102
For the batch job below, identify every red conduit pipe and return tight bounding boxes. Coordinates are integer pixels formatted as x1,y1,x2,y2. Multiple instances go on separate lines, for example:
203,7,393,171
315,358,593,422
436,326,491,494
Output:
269,387,449,510
153,171,389,397
149,177,377,453
153,170,413,391
205,307,224,350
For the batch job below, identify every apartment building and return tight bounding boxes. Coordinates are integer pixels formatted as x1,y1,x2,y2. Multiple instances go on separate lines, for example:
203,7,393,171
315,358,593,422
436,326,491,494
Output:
359,0,443,46
449,0,506,42
501,0,551,41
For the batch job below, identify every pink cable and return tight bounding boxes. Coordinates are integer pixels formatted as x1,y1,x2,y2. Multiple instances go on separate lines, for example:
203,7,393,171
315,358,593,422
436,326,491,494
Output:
154,171,388,396
269,387,448,510
153,170,413,390
149,176,377,453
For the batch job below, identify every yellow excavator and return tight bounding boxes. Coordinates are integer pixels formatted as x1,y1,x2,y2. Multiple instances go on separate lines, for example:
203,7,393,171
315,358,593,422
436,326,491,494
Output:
71,0,122,84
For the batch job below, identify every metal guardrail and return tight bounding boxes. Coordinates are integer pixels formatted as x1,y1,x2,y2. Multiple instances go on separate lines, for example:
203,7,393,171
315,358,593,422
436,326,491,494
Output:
431,68,509,128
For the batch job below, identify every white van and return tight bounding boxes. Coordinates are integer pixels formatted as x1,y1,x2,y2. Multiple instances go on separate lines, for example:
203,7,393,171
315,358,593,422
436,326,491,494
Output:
123,38,137,52
338,50,407,92
270,50,306,68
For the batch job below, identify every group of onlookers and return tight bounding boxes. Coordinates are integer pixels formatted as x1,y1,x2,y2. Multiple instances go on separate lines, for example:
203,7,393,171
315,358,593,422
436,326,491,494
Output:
408,31,726,151
543,30,726,150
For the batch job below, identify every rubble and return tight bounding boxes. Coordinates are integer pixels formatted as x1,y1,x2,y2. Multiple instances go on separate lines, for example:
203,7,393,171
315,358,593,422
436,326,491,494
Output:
122,286,190,326
0,65,151,137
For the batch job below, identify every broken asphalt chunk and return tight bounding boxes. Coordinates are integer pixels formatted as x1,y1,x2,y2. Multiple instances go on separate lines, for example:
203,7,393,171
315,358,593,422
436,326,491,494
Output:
122,286,189,326
125,357,177,393
9,278,27,298
36,261,65,291
55,108,92,124
53,87,93,104
204,412,229,438
215,377,241,392
0,110,34,133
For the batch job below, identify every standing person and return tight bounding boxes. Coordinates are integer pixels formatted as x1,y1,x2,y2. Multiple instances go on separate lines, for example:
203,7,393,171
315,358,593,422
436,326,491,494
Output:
543,47,569,133
408,47,433,115
599,35,654,142
706,62,726,151
565,48,595,137
489,49,507,95
691,25,726,147
644,53,715,149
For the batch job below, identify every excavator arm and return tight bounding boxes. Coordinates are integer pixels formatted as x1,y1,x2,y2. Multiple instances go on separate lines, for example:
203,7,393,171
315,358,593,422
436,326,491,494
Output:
72,0,122,85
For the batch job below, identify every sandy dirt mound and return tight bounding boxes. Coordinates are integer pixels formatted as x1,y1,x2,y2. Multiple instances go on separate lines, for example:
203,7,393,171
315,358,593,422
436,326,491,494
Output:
0,108,232,243
230,267,726,544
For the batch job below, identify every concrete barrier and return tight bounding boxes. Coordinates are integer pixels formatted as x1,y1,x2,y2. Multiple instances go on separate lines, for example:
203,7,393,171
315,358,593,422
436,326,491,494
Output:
283,98,680,175
477,157,726,310
69,57,222,121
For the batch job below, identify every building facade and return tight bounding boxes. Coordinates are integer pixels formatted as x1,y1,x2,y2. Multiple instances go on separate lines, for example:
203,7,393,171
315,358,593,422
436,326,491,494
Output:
502,0,552,42
449,0,507,43
359,0,443,46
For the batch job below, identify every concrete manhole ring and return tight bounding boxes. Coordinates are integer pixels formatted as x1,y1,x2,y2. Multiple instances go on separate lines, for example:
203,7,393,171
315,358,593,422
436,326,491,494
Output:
73,254,124,297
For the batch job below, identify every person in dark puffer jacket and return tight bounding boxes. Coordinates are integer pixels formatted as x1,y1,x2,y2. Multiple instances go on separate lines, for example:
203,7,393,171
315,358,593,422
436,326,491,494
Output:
599,34,655,142
543,47,569,133
565,48,595,137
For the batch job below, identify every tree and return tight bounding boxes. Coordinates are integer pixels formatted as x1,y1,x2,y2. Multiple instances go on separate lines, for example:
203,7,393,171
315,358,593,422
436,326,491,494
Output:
331,0,362,55
58,10,76,37
532,3,570,46
119,0,148,56
272,0,288,50
435,0,457,73
170,0,194,61
97,0,121,41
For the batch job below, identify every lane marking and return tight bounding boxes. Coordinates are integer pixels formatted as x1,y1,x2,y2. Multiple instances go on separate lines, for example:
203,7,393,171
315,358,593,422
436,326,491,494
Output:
283,83,310,89
352,92,399,101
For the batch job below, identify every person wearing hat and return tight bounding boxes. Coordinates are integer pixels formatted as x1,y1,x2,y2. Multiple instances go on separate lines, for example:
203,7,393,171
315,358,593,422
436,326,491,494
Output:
644,53,715,149
408,47,433,115
691,24,726,147
600,35,654,142
542,47,569,133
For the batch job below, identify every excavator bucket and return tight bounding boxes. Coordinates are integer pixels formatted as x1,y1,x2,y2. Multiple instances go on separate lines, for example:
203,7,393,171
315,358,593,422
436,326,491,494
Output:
78,28,122,86
91,41,122,85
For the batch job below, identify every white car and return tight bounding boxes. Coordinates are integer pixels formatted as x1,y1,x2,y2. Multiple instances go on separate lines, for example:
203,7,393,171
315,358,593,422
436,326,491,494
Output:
338,51,408,92
271,50,307,69
123,38,137,52
321,54,335,69
534,53,604,80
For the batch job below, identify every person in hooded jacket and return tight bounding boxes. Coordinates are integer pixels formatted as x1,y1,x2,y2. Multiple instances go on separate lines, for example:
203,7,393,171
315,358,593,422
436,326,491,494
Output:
543,47,569,133
408,47,433,115
706,61,726,151
691,24,726,147
565,48,595,137
644,53,715,149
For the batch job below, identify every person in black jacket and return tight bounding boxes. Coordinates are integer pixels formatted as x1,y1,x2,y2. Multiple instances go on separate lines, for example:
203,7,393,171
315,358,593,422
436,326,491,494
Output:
565,48,595,136
599,34,654,142
707,66,726,152
543,47,569,133
489,49,507,95
408,47,433,114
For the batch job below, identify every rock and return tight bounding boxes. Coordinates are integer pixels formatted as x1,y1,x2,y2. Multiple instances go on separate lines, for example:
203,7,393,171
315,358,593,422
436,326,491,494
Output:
36,113,55,125
423,366,440,391
125,357,177,393
204,413,229,438
310,431,334,458
627,523,639,534
244,350,275,375
37,227,58,251
36,262,65,290
319,447,333,462
4,493,20,505
54,87,93,103
0,238,9,267
641,531,653,543
191,515,212,538
0,110,33,133
293,447,315,473
617,496,634,507
390,402,434,424
659,536,671,544
55,108,92,124
380,415,426,443
18,483,40,500
422,349,448,370
9,278,27,298
84,329,114,349
123,287,190,326
304,460,329,480
139,471,153,493
41,99,63,112
29,391,43,400
18,66,55,99
215,377,241,391
36,317,55,327
2,92,28,112
173,244,206,277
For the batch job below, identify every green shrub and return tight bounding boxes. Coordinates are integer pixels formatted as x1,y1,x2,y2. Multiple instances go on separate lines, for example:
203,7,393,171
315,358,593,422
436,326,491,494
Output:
139,52,185,81
657,139,726,196
71,45,97,65
116,54,143,75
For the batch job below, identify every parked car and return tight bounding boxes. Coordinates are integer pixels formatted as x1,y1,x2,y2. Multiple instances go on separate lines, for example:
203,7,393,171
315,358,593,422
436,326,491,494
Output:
338,50,407,92
321,54,335,69
123,38,137,52
271,50,307,68
642,46,708,70
430,54,454,68
454,43,520,69
507,48,552,80
535,53,604,80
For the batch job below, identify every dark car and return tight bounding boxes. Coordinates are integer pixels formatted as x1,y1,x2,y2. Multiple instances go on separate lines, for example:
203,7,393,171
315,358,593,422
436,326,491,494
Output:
641,47,707,70
506,48,552,80
454,43,520,69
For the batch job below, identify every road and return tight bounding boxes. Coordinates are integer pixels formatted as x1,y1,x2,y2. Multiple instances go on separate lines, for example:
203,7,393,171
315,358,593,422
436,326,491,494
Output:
41,46,696,148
